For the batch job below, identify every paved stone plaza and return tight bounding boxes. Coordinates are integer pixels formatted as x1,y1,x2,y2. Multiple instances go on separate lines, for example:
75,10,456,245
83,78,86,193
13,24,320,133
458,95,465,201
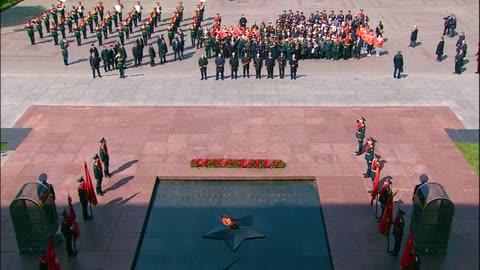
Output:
1,0,479,270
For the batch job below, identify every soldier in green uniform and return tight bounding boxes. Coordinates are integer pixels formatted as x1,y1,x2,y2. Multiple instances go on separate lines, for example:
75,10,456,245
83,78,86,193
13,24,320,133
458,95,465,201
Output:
73,23,81,45
95,24,102,45
60,210,77,257
198,54,208,80
86,12,94,33
50,22,59,45
80,19,87,39
66,12,73,32
25,20,35,45
363,137,376,178
123,22,129,40
101,19,108,39
93,154,104,195
50,4,58,26
99,138,111,177
76,176,92,220
355,117,366,155
106,12,113,34
204,34,211,59
97,2,104,21
167,25,174,46
42,11,50,33
58,18,66,39
229,51,239,79
92,8,99,25
116,52,125,78
241,52,250,78
60,39,69,65
71,6,79,25
118,25,125,45
190,25,196,48
34,18,44,39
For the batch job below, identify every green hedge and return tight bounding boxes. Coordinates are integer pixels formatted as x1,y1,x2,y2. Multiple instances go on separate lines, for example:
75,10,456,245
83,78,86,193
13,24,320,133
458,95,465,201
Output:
0,0,22,12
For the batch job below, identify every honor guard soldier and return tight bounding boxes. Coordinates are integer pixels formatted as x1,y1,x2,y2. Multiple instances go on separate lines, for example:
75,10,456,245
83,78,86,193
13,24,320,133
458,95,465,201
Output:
289,53,298,80
266,52,275,79
363,137,376,178
215,53,225,80
58,18,66,39
123,21,129,39
198,54,208,80
254,52,263,79
93,154,104,195
34,17,44,39
61,210,77,257
50,22,59,45
57,0,66,20
71,5,79,24
80,18,87,39
99,137,111,177
355,117,366,155
378,177,393,218
390,209,405,256
106,11,113,34
24,20,35,45
93,7,99,25
118,24,125,45
101,19,108,39
66,12,73,32
277,52,286,78
242,52,251,78
229,51,239,79
370,154,381,182
77,176,92,220
86,12,94,33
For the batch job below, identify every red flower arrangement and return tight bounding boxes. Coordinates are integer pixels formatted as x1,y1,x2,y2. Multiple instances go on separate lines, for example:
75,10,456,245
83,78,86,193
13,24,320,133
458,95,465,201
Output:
190,158,286,168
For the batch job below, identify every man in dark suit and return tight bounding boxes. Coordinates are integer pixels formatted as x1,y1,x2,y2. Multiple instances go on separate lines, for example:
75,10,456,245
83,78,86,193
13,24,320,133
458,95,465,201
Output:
215,53,225,80
229,51,239,79
266,52,275,79
289,53,298,80
89,51,102,78
277,52,286,79
254,52,263,79
436,37,445,62
409,25,418,47
393,51,403,79
454,49,464,74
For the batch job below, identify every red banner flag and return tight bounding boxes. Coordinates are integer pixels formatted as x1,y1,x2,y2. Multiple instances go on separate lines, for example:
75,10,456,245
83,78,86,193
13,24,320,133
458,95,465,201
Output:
401,231,415,269
47,237,61,270
378,195,393,236
83,162,98,206
370,169,381,206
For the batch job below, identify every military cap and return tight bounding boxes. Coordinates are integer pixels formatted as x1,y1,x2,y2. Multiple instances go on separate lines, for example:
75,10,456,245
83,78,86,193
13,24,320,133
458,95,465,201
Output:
92,154,99,159
39,173,47,183
99,137,106,143
77,176,84,182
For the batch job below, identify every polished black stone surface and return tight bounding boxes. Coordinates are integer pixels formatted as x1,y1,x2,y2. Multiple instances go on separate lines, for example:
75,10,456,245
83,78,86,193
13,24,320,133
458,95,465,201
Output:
133,180,333,270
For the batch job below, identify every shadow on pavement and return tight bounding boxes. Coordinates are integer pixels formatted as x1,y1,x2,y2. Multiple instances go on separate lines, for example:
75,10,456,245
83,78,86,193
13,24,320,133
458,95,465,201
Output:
110,159,139,175
1,5,46,28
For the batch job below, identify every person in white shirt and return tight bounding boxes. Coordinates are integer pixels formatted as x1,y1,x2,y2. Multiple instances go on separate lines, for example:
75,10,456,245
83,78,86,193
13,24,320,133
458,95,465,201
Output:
134,1,143,21
114,0,124,21
77,1,85,18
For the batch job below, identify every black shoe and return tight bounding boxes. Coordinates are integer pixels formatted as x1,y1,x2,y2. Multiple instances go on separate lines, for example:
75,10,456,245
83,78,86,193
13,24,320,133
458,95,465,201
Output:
363,174,370,178
356,153,362,156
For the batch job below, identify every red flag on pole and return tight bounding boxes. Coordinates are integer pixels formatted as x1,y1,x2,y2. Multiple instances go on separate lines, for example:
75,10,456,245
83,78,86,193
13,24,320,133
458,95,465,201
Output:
370,168,381,206
378,195,393,236
83,162,98,206
401,231,415,269
46,237,61,270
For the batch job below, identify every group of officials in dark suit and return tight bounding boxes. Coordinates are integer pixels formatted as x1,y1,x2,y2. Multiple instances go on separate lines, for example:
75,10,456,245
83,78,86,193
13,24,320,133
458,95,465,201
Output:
199,51,299,80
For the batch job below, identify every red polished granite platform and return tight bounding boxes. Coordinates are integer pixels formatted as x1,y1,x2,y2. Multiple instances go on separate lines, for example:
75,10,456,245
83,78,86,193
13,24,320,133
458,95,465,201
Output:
1,106,478,270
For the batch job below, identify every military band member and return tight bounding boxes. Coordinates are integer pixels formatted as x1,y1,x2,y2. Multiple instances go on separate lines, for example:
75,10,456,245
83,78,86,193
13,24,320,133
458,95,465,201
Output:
86,11,94,33
355,117,366,155
278,52,286,79
96,24,102,45
106,11,113,34
101,19,108,39
77,1,85,19
73,23,81,45
92,7,99,25
71,5,79,25
77,176,92,220
118,24,125,45
123,21,129,39
112,8,118,28
50,4,58,26
242,53,251,78
134,1,143,21
50,22,59,45
199,54,208,80
42,11,50,33
230,51,239,79
97,1,104,21
58,18,66,39
115,0,124,22
215,53,225,80
25,20,35,45
289,53,298,80
155,2,162,22
80,18,87,39
93,154,104,195
66,12,73,32
254,52,263,79
61,39,69,65
34,17,43,39
116,52,125,78
190,26,196,48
